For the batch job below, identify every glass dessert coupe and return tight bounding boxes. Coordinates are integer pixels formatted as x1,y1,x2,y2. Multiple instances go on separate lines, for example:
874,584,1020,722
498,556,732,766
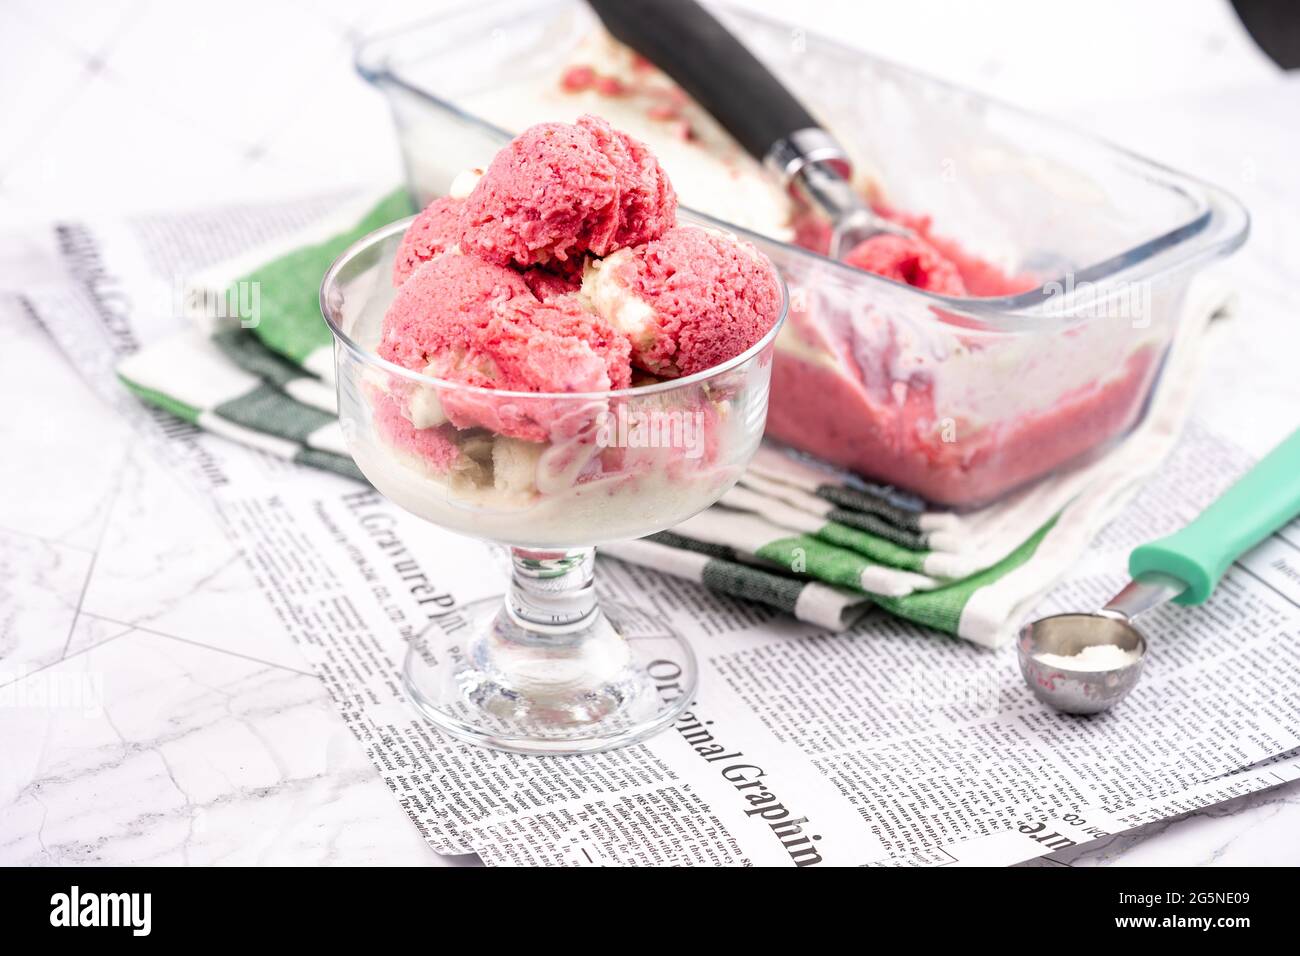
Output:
321,214,786,754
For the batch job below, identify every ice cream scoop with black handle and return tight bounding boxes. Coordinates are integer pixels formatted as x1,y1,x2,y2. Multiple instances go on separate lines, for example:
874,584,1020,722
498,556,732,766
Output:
584,0,915,260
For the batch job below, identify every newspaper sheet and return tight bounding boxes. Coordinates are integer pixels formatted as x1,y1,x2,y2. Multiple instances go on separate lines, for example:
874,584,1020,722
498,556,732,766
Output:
14,200,1300,867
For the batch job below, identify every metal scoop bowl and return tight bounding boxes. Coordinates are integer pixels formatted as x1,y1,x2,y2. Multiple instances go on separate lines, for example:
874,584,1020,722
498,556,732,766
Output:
1018,614,1146,715
1019,427,1300,714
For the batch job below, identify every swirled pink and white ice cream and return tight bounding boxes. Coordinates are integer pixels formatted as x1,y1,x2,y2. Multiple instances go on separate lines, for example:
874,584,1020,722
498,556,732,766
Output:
581,225,782,377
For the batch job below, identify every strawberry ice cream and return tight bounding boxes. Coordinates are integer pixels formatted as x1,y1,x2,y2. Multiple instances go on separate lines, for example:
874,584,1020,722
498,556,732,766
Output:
360,117,784,541
577,114,678,250
843,234,967,296
581,225,782,377
379,253,534,371
392,196,465,285
763,230,1160,505
378,254,630,442
867,204,1039,298
765,340,1159,506
429,294,632,443
459,114,676,268
793,204,1037,298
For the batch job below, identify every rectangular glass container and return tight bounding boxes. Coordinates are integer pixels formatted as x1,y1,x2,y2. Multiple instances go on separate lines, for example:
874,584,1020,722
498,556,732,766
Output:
356,0,1247,507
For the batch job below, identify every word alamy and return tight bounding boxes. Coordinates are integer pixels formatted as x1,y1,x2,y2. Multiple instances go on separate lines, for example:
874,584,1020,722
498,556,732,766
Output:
50,886,152,936
174,277,261,329
595,405,707,460
1041,273,1151,326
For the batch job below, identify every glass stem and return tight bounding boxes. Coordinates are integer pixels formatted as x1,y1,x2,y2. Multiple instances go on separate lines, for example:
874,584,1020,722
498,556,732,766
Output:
505,547,599,636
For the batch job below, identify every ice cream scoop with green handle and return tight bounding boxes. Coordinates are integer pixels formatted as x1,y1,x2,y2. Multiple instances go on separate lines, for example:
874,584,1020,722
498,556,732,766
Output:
1018,426,1300,714
1130,426,1300,603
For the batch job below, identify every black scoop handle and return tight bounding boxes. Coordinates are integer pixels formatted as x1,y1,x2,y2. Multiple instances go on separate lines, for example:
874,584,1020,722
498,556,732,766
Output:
585,0,818,162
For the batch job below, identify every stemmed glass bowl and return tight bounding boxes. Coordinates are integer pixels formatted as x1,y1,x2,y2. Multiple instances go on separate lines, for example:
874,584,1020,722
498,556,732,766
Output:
321,214,786,754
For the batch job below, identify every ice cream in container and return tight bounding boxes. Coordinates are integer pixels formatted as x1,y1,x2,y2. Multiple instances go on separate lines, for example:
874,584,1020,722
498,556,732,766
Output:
356,0,1247,507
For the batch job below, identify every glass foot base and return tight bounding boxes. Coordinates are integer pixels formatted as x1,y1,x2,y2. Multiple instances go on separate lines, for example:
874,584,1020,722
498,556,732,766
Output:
402,596,697,755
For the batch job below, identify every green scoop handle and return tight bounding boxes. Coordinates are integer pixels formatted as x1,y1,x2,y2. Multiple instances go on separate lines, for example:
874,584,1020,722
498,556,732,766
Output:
1130,426,1300,605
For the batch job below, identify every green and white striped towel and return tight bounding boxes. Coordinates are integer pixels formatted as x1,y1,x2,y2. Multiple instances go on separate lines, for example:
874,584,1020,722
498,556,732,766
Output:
116,189,1229,645
120,326,361,480
185,187,415,383
120,187,415,480
604,533,871,632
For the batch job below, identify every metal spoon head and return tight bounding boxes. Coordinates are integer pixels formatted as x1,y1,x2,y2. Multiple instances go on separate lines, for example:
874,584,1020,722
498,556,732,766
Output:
828,209,916,261
1017,613,1148,714
789,162,917,261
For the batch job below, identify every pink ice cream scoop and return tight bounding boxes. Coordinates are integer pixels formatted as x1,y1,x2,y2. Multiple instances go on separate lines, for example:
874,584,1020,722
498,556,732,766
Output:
378,253,632,441
459,114,676,268
434,294,632,442
583,225,782,377
397,190,585,302
872,204,1038,297
843,233,968,296
575,114,678,250
378,253,534,371
392,196,465,286
426,293,633,395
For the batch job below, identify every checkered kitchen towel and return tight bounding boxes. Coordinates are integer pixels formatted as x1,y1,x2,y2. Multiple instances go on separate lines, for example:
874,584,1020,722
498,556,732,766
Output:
117,190,1229,645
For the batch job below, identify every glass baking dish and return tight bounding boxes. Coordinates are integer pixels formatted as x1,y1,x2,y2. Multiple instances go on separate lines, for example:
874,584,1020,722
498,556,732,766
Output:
356,0,1247,508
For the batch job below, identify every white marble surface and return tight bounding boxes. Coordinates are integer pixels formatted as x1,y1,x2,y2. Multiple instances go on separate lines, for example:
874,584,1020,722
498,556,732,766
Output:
1,0,1298,866
0,310,461,865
